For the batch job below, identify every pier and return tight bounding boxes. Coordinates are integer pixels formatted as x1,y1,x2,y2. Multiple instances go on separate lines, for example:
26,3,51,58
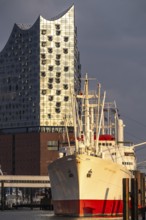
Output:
0,175,52,210
123,171,146,220
0,175,50,188
1,173,146,219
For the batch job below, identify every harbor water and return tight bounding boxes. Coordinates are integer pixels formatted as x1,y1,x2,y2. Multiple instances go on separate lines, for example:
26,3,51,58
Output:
0,210,123,220
0,210,144,220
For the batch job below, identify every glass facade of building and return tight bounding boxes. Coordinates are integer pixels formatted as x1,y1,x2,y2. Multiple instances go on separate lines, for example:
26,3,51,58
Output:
0,5,81,131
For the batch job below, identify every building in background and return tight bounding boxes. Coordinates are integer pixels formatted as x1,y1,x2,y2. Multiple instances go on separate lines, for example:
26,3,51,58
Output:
0,5,81,175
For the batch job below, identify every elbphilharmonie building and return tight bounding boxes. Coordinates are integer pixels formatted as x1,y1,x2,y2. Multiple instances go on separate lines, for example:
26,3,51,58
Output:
0,5,81,175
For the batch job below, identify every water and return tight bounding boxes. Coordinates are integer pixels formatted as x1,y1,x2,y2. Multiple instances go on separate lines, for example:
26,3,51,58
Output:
0,210,144,220
0,210,125,220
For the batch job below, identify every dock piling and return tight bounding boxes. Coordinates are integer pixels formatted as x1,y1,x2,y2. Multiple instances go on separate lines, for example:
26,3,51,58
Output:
123,178,130,220
131,178,138,220
1,180,5,211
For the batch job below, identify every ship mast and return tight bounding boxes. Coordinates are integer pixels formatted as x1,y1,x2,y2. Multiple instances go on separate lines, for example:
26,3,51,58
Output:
90,106,94,149
84,74,90,148
95,91,106,155
95,83,101,153
71,92,78,153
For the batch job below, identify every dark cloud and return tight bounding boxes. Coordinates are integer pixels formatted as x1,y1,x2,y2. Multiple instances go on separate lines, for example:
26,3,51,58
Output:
0,0,146,161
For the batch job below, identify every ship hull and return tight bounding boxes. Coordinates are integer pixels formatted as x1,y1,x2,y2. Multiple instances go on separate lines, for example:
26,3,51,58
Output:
48,154,132,217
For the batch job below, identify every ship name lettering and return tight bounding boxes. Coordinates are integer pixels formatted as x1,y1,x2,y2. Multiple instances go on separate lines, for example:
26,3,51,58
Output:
104,168,116,173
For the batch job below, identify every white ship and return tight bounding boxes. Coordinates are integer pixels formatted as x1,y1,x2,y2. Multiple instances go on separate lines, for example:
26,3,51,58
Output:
48,74,142,217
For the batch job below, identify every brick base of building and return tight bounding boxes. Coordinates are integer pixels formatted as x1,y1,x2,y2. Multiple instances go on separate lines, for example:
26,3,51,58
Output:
0,131,74,175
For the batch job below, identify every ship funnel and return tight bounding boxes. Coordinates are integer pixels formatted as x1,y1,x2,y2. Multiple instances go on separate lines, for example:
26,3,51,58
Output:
118,119,125,145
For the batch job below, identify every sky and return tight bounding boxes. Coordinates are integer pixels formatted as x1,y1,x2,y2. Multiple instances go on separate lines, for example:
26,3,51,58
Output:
0,0,146,165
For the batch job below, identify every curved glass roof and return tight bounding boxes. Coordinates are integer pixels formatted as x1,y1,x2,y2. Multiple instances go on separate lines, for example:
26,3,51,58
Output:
16,23,32,30
50,4,74,21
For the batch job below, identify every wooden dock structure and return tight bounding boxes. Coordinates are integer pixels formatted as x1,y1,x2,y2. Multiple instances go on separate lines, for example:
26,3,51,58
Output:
123,171,146,220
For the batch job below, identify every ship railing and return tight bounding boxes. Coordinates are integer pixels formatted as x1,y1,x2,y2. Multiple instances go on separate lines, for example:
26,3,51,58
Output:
117,141,133,146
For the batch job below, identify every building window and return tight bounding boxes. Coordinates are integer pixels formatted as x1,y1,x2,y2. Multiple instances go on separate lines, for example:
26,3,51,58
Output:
48,78,53,83
55,60,60,66
56,102,61,107
63,48,68,54
56,54,61,59
48,84,53,89
47,141,58,151
41,72,46,77
64,66,69,72
64,37,69,42
48,48,53,53
48,36,53,41
55,24,60,29
15,85,18,90
55,42,60,48
41,54,46,59
49,96,53,101
42,90,47,95
48,66,53,71
9,85,11,91
56,90,61,95
42,60,46,65
63,84,68,90
56,30,61,36
42,42,46,47
48,114,51,119
64,96,69,101
55,108,60,113
42,30,46,35
56,78,60,83
56,72,61,77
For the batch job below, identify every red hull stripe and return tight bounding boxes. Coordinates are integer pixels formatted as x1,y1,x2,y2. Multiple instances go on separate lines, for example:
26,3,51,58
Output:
53,199,123,217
